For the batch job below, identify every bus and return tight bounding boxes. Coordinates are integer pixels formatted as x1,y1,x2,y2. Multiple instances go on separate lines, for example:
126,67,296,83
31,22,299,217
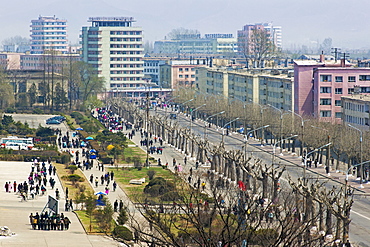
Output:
0,136,34,150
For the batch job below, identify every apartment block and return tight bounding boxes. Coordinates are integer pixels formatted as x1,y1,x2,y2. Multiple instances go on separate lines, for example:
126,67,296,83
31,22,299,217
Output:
30,16,68,54
159,60,198,89
81,17,144,91
341,94,370,130
294,55,370,122
196,66,293,110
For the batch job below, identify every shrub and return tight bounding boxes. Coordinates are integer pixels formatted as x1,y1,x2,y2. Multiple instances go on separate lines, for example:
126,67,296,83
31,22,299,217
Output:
117,207,129,225
113,225,133,242
4,107,16,113
143,177,176,197
160,191,183,201
63,174,84,183
147,170,156,180
68,165,78,174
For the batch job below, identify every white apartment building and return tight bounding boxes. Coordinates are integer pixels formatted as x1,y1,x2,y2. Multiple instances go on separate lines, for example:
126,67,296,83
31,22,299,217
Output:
81,17,144,91
30,16,68,54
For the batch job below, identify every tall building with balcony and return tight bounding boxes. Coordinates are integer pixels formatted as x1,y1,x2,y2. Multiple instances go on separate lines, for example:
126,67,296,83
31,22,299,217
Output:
81,17,144,92
30,16,68,54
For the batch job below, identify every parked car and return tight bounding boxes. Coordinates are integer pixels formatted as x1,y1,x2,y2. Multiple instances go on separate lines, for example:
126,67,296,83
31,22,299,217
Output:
46,119,61,125
47,116,66,122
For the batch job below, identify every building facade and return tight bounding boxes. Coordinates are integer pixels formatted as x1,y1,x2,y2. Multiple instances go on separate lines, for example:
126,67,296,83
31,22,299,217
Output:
159,60,199,89
341,94,370,130
30,16,68,54
81,17,144,91
294,56,370,122
196,66,294,110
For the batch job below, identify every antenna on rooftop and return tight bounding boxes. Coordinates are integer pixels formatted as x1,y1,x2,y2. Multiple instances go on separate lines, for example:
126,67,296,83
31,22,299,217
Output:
331,47,341,62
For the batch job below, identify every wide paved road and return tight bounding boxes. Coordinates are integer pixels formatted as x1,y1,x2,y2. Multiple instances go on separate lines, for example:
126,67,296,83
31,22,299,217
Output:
156,108,370,246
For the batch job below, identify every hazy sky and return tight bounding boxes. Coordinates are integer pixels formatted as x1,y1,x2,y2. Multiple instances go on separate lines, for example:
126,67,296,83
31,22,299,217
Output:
1,0,369,50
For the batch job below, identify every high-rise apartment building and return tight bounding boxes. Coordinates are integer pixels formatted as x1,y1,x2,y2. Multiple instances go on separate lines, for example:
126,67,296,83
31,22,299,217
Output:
237,23,282,51
81,17,144,91
30,16,68,54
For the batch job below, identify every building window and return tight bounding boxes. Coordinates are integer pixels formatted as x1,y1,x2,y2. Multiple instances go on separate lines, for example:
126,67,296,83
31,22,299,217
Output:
348,88,354,94
335,88,343,94
348,76,356,82
320,110,332,117
320,99,331,105
320,87,331,93
335,76,343,82
359,75,370,81
320,75,332,82
179,68,183,72
335,100,341,106
335,112,342,118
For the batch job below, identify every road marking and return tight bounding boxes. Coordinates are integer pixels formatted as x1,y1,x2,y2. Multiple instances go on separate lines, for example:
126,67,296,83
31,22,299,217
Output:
352,210,370,221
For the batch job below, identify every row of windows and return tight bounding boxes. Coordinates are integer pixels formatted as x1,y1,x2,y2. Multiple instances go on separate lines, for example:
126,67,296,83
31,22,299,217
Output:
110,51,142,55
110,77,141,81
110,31,142,35
31,41,67,45
31,46,67,50
343,102,369,112
32,22,66,26
32,36,66,40
110,70,142,74
144,62,160,66
110,38,142,42
32,27,66,30
178,74,195,78
88,31,101,35
88,37,100,42
32,32,67,35
320,99,342,106
110,53,141,58
179,68,195,72
345,115,367,125
110,63,141,68
320,75,370,82
144,68,158,73
320,111,342,118
110,83,142,88
110,44,142,48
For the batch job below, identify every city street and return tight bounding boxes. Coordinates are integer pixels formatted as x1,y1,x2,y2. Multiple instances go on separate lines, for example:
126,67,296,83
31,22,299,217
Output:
152,107,370,246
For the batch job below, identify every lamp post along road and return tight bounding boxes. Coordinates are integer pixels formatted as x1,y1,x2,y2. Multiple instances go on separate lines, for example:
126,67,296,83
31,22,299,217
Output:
348,124,363,187
204,111,225,140
272,135,298,165
221,117,240,143
244,125,270,160
303,142,332,185
288,110,307,157
189,104,206,134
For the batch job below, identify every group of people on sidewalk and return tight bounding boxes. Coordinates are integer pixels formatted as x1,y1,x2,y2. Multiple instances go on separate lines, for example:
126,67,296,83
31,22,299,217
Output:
29,212,71,231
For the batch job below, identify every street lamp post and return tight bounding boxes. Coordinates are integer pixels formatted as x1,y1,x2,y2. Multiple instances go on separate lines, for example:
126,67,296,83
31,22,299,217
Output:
288,110,307,157
221,117,240,143
348,124,363,187
311,125,331,172
244,125,270,159
268,104,290,153
249,100,267,145
179,98,194,115
189,104,206,134
345,160,370,189
204,111,225,140
272,135,298,165
303,142,332,185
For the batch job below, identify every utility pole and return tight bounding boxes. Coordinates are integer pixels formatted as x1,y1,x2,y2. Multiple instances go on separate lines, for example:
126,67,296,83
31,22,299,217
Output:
331,47,341,62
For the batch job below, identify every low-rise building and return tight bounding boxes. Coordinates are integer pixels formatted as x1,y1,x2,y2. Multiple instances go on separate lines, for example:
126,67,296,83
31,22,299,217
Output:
341,94,370,130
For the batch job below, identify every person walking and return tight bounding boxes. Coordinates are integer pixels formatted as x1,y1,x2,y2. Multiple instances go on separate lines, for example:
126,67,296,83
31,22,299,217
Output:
113,181,117,192
65,187,69,199
55,188,60,200
114,200,118,212
119,200,123,212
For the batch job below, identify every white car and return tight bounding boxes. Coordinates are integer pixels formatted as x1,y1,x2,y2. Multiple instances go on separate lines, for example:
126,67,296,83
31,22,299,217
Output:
5,143,28,150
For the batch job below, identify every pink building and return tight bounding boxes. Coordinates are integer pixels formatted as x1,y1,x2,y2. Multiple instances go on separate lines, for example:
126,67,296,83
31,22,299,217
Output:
294,55,370,122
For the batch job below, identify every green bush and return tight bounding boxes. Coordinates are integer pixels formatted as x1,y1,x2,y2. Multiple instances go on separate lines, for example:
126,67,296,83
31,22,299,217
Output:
160,191,183,201
143,177,176,197
68,165,78,174
63,174,84,183
112,225,133,242
147,170,156,180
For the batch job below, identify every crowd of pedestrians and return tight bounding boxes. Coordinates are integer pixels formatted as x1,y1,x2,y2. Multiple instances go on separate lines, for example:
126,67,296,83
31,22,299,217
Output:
29,212,71,231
